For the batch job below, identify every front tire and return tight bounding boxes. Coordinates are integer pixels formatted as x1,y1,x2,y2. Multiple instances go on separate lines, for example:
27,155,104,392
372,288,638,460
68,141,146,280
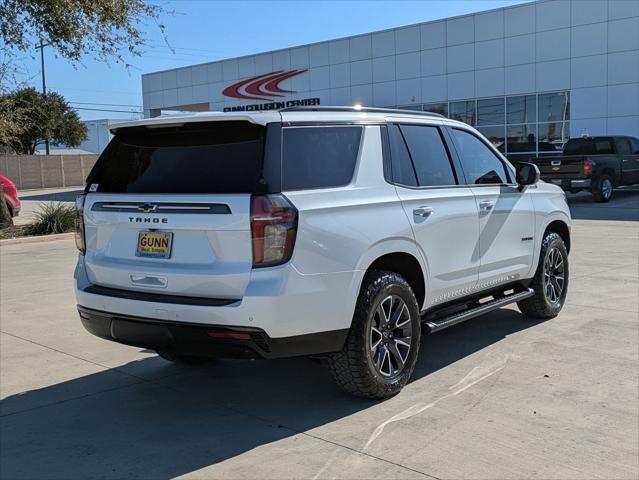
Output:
518,232,569,319
592,174,613,202
328,270,421,399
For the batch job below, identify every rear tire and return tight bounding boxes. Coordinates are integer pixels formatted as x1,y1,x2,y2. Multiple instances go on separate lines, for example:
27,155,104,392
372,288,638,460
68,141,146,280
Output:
157,350,212,365
592,174,613,203
328,270,421,399
518,232,569,319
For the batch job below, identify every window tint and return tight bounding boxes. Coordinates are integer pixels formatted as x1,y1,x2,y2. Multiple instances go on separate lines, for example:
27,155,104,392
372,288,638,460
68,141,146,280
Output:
399,125,456,186
564,137,614,155
87,122,267,194
282,126,362,190
631,138,639,153
388,124,418,186
616,139,632,155
451,128,509,185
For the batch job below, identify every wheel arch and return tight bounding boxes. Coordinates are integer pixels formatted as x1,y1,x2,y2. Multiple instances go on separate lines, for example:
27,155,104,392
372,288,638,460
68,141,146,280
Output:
544,219,571,253
354,240,428,311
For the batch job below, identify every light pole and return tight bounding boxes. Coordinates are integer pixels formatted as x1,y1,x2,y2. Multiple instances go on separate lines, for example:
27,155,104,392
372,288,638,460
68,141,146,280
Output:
35,39,50,155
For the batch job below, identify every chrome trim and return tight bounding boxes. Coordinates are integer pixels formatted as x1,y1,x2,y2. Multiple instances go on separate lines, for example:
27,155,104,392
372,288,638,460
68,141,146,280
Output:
91,202,231,214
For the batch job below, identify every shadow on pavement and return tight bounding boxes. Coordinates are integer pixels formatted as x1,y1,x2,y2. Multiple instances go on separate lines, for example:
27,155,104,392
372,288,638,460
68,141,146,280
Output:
567,187,639,221
0,308,537,479
19,189,84,202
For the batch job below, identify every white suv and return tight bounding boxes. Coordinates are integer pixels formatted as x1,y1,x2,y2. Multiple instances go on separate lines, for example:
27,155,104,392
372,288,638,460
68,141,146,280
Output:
74,107,571,398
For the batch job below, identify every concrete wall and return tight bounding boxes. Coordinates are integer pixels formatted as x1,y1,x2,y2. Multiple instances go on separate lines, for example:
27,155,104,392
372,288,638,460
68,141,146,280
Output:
0,155,98,190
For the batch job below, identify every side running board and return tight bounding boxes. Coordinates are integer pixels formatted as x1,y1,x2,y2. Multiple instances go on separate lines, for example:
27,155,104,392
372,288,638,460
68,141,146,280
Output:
422,288,534,334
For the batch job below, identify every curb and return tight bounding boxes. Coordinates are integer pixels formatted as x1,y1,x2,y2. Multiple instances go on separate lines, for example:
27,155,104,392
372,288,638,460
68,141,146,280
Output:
0,232,75,246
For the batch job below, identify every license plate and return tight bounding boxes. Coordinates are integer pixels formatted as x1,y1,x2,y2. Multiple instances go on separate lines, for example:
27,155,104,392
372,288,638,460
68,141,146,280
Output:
136,231,173,259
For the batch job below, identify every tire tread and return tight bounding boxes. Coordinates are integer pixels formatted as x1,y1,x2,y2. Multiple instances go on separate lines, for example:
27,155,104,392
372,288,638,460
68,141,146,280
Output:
328,270,420,399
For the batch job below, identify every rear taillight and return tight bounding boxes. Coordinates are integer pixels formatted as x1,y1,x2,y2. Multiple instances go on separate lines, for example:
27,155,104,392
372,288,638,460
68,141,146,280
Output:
250,194,297,268
75,194,86,254
583,160,593,176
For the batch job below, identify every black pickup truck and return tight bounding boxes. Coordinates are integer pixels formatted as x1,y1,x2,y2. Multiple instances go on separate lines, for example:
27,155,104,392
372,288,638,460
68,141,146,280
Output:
535,136,639,202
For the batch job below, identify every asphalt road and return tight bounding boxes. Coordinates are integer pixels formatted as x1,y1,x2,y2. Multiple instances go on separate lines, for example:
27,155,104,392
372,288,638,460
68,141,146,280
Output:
1,190,637,479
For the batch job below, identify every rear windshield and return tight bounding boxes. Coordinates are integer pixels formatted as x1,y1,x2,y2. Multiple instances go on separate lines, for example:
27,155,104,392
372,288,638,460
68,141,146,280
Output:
563,137,615,155
86,122,268,194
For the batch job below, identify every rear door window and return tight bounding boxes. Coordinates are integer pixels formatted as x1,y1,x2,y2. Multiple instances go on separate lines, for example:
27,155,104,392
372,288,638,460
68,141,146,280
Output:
388,124,418,187
281,126,362,190
616,139,632,155
87,122,268,193
398,125,457,186
564,138,615,155
450,128,510,185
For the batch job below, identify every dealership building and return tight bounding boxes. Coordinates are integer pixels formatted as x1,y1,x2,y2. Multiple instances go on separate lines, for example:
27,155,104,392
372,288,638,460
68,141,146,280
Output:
141,0,639,160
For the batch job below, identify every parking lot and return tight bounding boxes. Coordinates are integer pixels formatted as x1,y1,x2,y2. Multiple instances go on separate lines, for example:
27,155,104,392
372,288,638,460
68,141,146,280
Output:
1,189,638,480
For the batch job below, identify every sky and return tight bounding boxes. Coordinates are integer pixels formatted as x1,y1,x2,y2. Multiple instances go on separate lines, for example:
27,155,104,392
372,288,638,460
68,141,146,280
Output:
17,0,529,121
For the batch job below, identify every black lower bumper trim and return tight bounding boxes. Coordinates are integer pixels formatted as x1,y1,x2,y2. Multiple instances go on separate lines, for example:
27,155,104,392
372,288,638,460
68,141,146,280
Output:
83,284,239,307
77,306,348,360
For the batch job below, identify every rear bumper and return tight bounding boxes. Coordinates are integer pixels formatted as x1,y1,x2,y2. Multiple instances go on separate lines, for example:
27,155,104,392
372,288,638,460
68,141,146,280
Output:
74,254,359,345
544,178,591,190
78,305,348,359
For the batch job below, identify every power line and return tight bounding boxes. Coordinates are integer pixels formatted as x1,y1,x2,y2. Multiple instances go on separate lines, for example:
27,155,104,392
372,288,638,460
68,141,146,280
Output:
69,101,142,108
51,86,140,96
72,107,143,114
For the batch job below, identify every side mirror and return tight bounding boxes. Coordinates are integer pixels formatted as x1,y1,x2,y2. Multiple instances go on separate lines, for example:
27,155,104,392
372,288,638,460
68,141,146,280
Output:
516,162,540,191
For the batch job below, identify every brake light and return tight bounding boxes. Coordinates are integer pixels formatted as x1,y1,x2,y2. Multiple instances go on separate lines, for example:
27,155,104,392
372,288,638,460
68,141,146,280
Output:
583,160,593,176
251,194,297,268
75,194,86,254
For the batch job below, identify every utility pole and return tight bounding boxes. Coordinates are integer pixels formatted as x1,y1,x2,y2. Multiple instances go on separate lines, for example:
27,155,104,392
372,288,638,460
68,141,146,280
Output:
35,39,50,155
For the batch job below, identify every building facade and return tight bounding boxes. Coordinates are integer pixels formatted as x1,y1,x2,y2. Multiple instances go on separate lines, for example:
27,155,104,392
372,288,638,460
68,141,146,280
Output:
142,0,639,161
79,119,116,154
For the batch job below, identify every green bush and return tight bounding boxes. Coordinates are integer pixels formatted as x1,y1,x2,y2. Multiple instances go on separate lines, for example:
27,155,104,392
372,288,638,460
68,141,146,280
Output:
24,202,76,236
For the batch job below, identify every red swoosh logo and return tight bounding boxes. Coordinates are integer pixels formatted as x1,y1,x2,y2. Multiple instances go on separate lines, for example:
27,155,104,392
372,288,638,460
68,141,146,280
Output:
222,69,308,100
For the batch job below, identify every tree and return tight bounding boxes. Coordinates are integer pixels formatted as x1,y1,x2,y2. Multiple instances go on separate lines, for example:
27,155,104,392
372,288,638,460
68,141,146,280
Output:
0,88,87,154
0,0,164,65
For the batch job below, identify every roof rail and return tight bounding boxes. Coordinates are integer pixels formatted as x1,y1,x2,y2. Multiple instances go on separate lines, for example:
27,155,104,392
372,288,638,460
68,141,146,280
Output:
279,105,445,118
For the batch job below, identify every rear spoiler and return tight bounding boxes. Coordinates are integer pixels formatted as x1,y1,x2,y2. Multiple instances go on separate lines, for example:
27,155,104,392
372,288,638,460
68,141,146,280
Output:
109,111,281,133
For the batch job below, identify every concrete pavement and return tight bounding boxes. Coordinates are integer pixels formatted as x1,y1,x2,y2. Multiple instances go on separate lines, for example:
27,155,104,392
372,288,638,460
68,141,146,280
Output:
1,193,638,479
12,187,83,226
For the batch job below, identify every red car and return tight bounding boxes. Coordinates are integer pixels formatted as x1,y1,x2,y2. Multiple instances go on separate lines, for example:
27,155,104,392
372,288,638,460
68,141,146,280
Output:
0,175,20,217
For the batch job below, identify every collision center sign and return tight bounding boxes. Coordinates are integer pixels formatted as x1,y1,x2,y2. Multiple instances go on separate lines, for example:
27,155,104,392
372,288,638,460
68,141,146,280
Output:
221,69,320,112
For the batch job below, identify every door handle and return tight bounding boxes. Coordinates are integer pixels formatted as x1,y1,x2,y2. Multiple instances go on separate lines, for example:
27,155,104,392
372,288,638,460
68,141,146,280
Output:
413,206,434,218
479,200,494,211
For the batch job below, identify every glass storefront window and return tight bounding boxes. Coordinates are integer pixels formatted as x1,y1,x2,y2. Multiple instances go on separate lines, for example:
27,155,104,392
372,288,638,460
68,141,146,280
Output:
506,153,538,168
477,126,505,151
538,92,570,123
423,102,448,116
506,124,537,153
538,122,570,152
449,100,476,125
397,104,423,111
477,98,504,126
507,95,536,124
394,91,570,158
